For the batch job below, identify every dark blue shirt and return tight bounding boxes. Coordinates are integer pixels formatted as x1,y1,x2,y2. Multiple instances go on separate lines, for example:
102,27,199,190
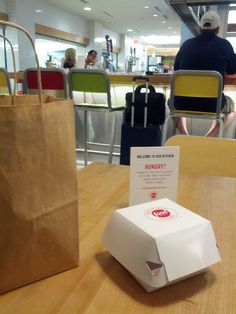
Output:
174,31,236,78
173,31,236,111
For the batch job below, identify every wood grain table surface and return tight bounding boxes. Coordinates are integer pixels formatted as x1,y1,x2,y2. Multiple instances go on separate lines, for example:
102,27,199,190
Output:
0,162,235,314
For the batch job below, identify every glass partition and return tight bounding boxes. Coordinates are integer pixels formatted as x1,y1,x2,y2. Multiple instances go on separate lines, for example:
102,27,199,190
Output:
0,26,6,68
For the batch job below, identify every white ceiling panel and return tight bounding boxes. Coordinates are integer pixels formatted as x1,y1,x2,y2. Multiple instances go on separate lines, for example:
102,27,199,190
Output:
45,0,181,37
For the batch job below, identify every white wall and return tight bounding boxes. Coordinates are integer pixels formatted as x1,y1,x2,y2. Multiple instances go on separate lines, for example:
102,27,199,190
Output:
0,0,6,12
36,0,89,38
0,0,126,71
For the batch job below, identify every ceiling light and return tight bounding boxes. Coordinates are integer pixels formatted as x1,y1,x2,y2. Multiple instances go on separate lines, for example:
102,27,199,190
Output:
153,14,158,17
162,21,166,23
94,37,104,43
142,35,180,45
144,6,149,9
35,9,43,13
168,26,172,29
84,6,92,11
127,29,133,32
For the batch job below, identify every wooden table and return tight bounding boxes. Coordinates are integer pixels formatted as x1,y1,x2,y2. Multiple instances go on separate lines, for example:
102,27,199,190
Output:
0,162,235,313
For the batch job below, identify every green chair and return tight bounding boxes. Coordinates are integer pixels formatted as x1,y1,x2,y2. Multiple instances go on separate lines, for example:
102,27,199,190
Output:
68,69,124,166
0,68,11,95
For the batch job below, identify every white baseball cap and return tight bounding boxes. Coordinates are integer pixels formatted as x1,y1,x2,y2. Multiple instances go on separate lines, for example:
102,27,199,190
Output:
200,11,221,30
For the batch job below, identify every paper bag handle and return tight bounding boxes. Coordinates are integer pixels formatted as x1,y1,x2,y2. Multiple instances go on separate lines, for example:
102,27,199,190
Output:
0,20,42,104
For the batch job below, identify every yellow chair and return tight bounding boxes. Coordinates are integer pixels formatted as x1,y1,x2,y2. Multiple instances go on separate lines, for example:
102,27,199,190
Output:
0,68,11,95
162,70,224,144
68,69,124,166
165,135,236,177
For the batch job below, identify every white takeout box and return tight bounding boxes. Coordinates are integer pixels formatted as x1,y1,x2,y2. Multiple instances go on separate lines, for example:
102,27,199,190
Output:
102,198,221,292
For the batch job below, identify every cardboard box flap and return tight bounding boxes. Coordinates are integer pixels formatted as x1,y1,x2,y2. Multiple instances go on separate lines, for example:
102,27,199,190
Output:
102,211,169,288
156,221,221,282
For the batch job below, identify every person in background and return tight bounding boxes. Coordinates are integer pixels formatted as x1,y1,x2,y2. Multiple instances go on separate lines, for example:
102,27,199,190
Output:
174,11,236,137
84,50,98,69
62,48,77,70
168,62,174,74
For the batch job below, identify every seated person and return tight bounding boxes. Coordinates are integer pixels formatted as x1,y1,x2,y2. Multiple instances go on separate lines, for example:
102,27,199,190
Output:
173,11,236,137
84,50,98,69
61,48,77,70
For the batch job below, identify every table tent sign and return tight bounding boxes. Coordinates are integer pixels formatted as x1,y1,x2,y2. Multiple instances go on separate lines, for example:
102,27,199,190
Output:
102,198,221,292
129,146,179,206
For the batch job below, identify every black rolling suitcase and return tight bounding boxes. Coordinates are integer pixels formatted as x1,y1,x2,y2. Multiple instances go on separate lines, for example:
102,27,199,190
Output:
120,77,163,165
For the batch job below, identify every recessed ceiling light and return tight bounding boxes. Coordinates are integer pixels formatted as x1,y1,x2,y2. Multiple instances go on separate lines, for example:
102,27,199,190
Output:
168,26,172,29
162,21,166,23
127,29,133,32
153,14,158,17
35,9,43,13
84,6,92,11
144,6,149,9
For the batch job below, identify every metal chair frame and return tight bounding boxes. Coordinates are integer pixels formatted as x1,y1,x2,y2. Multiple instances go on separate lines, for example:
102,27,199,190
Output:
68,69,123,166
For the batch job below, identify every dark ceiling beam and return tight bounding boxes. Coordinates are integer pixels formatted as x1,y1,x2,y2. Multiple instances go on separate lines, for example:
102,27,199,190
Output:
167,0,236,35
227,23,236,32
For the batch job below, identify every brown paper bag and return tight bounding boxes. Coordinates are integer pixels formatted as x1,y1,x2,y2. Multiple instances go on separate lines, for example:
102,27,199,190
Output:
0,95,79,294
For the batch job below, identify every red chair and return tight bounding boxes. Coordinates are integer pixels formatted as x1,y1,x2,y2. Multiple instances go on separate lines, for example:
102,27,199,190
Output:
23,68,67,98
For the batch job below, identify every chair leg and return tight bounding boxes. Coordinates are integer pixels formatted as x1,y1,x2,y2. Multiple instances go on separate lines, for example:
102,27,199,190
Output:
84,110,88,166
162,116,172,145
108,111,116,163
218,118,224,138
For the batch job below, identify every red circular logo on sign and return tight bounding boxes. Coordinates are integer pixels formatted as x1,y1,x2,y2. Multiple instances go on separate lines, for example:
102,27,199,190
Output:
150,192,157,199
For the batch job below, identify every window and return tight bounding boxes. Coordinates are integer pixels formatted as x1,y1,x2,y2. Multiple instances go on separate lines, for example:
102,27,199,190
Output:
0,26,6,68
227,7,236,52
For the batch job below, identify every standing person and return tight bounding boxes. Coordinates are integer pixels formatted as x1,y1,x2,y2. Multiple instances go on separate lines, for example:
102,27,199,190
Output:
84,50,98,69
62,48,77,70
174,11,236,137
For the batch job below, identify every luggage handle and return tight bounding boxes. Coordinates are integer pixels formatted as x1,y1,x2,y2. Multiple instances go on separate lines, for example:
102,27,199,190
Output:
0,20,42,104
132,81,149,104
131,106,147,128
131,78,149,128
132,76,149,106
135,84,156,94
131,83,148,128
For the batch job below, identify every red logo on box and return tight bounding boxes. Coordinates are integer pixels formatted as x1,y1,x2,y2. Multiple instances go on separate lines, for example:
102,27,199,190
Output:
145,207,178,221
152,209,171,218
